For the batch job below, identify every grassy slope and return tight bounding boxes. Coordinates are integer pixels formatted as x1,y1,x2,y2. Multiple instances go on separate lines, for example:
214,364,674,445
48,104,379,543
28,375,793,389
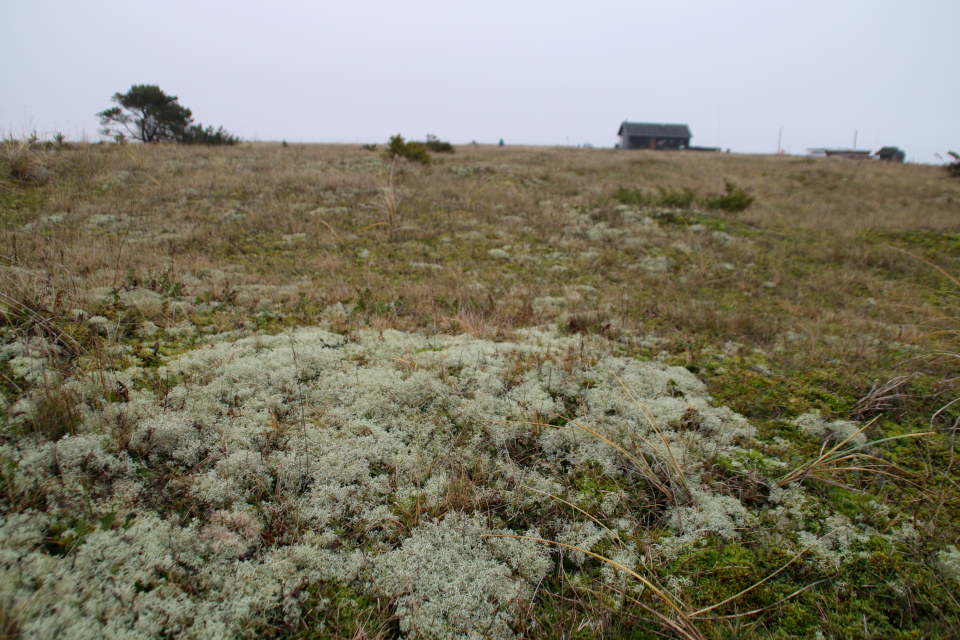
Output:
2,141,960,638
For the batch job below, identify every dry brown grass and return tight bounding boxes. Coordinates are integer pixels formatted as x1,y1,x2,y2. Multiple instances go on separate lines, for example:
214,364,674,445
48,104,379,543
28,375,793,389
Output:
0,600,20,640
0,138,52,185
0,154,944,397
2,141,957,377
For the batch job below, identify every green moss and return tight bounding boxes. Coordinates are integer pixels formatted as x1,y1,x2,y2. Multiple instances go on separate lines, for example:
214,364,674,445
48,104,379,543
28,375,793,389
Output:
706,363,859,421
0,185,48,220
241,581,391,639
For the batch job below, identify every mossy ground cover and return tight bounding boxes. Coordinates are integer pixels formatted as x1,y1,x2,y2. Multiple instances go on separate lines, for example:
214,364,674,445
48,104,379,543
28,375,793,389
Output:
1,140,959,638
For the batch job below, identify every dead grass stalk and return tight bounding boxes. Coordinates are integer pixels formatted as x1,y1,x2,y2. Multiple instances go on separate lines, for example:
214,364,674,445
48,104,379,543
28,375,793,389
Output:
777,417,931,489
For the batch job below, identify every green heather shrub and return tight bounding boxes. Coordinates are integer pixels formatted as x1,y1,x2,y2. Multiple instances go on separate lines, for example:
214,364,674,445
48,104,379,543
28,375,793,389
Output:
424,134,454,153
614,185,699,209
180,124,239,146
385,134,431,165
613,186,656,208
704,180,755,212
657,185,697,208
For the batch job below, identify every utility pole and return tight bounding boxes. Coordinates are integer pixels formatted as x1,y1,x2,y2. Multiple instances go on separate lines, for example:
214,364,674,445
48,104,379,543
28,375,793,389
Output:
717,104,722,148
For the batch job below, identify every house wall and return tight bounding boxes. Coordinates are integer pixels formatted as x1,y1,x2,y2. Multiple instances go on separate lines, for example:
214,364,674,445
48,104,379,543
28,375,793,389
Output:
656,137,688,150
625,136,690,150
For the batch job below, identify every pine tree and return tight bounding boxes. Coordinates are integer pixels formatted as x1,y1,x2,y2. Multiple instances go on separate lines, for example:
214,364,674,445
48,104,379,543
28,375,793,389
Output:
97,85,193,143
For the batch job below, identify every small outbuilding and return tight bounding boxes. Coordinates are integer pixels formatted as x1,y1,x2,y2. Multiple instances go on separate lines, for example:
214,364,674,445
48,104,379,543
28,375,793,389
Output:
876,147,905,163
618,121,692,150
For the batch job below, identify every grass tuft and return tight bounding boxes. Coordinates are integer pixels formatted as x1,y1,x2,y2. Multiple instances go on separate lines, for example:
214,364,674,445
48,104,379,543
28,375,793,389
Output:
1,137,52,185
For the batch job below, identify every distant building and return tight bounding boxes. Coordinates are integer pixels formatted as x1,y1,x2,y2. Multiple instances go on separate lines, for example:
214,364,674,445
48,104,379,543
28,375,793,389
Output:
876,147,905,163
808,148,873,160
618,122,692,150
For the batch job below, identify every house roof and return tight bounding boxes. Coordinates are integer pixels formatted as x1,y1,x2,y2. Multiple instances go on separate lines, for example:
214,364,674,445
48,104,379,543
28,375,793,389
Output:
618,122,692,139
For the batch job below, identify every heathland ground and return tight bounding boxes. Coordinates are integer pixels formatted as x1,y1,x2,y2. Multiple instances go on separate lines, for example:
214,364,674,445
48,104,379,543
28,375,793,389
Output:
1,141,959,639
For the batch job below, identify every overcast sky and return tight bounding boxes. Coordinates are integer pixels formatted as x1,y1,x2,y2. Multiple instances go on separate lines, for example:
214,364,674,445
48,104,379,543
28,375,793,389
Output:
3,1,958,162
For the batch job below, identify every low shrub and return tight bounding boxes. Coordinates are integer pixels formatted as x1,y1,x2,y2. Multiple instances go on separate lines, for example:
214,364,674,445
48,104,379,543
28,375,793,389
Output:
613,187,656,207
180,124,239,146
704,180,755,212
385,134,431,165
425,134,454,153
658,186,697,208
947,151,960,178
613,186,698,209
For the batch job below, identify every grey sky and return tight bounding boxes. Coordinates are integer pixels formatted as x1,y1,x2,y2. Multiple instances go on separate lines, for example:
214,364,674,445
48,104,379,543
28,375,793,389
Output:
3,0,958,162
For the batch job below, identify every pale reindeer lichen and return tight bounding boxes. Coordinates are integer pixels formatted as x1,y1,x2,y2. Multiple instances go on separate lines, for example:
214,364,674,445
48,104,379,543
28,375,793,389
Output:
0,324,931,638
794,411,867,447
374,513,530,639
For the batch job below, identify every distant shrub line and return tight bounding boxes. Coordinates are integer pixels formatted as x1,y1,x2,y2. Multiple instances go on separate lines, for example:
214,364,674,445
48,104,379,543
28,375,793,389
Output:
614,180,755,212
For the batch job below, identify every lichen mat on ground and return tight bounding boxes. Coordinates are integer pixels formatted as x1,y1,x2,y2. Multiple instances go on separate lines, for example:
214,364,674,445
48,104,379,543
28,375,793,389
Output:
1,325,937,639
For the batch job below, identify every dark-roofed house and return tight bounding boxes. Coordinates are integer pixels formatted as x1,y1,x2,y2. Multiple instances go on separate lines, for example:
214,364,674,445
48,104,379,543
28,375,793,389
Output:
877,147,905,163
618,122,692,150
